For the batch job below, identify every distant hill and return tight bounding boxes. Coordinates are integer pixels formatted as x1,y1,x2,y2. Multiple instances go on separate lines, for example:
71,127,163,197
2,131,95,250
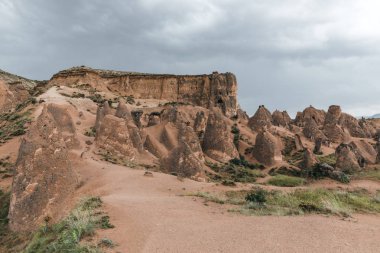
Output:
366,114,380,119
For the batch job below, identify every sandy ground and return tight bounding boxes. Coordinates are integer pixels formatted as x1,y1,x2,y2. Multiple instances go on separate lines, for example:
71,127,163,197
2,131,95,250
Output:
76,157,380,253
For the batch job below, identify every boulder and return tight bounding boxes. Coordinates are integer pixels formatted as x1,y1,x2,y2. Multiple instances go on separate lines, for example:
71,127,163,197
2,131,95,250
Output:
9,104,78,231
252,130,282,166
248,105,273,131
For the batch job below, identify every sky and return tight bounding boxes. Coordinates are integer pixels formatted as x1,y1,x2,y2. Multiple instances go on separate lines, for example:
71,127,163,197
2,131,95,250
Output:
1,0,380,117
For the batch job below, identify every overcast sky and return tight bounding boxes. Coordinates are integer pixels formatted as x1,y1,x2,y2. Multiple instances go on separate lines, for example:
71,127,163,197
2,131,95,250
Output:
1,0,380,117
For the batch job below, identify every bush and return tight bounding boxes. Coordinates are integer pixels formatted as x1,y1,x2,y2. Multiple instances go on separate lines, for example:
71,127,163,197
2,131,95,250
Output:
24,196,114,253
245,188,268,204
267,175,305,187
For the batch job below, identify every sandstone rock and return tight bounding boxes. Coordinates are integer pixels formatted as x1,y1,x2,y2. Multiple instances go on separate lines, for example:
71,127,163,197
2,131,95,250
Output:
127,124,145,153
144,134,168,158
294,134,305,151
248,105,273,131
95,114,136,159
9,104,78,231
272,110,291,127
95,101,112,131
300,148,318,169
193,111,208,139
115,100,132,120
335,143,361,173
323,123,348,143
160,124,178,150
350,140,377,165
324,105,341,125
376,141,380,164
313,138,322,154
202,109,239,162
147,112,161,127
236,108,249,123
303,118,326,141
131,110,143,128
0,70,37,113
49,66,238,117
179,124,204,162
359,119,376,138
252,130,282,166
162,140,205,177
339,113,366,138
295,106,325,127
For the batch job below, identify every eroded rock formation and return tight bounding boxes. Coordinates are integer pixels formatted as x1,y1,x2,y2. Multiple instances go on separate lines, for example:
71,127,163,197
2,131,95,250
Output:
49,66,238,117
202,109,239,162
252,129,282,166
9,104,78,231
248,105,273,131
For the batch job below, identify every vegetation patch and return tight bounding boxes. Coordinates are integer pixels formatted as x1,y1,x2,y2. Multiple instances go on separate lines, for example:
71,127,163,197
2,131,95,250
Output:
0,101,33,143
267,175,306,187
353,168,380,181
316,153,337,167
187,187,380,217
24,196,114,253
207,159,265,184
84,127,96,137
100,151,137,169
231,124,240,148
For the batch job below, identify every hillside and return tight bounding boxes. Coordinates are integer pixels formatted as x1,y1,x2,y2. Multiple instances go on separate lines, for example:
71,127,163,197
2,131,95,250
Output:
0,67,379,252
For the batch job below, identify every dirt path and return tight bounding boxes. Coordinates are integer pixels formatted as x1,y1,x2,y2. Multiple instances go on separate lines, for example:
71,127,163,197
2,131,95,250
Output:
77,159,380,253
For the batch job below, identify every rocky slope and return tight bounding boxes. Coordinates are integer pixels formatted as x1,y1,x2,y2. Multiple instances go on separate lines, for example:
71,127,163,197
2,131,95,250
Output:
1,66,380,235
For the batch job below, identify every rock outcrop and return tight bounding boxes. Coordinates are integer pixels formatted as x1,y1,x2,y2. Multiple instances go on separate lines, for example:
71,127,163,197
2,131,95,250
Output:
49,66,238,117
294,106,325,127
335,143,361,173
272,110,291,127
300,148,318,169
0,69,39,113
9,104,78,231
252,130,282,166
202,109,239,162
248,105,273,131
162,124,205,177
303,118,326,141
95,114,136,159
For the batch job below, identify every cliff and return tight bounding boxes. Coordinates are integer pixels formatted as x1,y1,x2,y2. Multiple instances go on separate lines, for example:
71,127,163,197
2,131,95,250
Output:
49,66,238,117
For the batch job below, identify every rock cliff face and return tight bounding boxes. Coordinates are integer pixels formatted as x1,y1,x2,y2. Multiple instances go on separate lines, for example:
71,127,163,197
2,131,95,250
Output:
49,66,238,117
9,104,79,231
0,70,37,113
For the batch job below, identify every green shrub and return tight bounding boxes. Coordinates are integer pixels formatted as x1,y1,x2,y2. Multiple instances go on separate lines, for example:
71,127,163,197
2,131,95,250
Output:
267,175,305,187
317,154,336,167
245,188,268,204
24,196,114,253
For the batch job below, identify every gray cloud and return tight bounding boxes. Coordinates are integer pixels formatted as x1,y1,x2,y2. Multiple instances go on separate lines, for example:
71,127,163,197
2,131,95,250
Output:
1,0,380,117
